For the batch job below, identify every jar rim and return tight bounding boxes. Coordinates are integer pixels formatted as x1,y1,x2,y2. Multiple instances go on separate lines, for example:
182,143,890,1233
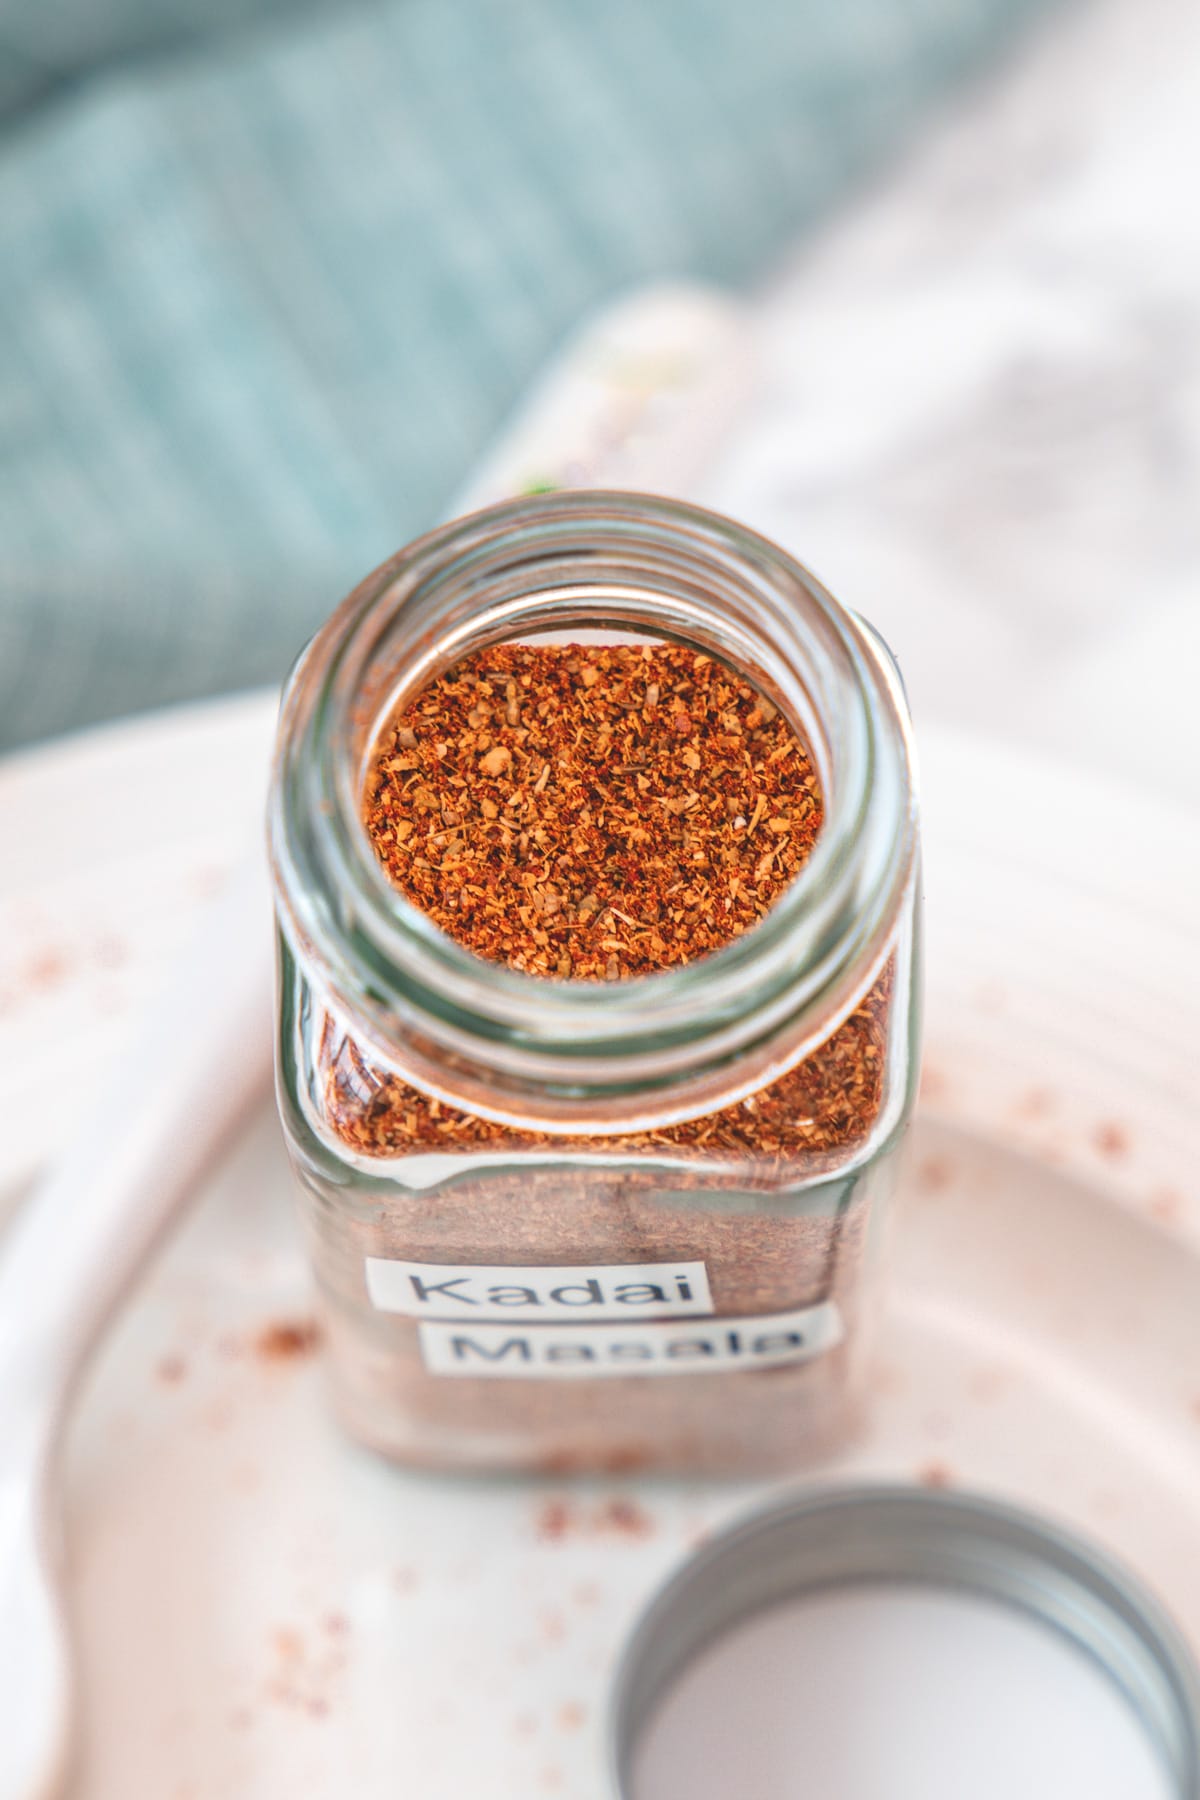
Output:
268,491,918,1130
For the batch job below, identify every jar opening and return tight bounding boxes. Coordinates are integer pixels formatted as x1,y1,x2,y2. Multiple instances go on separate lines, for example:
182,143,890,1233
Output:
269,492,916,1129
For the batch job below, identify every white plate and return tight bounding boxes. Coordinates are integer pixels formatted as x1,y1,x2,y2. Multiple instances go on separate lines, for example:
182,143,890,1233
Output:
3,692,1200,1798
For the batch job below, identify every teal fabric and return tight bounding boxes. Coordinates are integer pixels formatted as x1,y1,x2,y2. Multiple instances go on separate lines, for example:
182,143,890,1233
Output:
0,0,1044,750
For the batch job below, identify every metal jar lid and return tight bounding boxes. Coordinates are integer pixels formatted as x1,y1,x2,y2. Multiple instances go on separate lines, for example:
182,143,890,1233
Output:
610,1485,1200,1799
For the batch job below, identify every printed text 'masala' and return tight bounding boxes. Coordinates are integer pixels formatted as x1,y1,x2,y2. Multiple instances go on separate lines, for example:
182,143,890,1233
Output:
419,1303,844,1378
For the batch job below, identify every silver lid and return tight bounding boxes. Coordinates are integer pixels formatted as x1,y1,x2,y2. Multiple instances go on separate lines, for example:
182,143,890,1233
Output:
610,1485,1200,1798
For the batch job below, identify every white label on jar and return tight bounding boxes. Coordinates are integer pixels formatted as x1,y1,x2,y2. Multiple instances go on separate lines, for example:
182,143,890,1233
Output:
417,1301,844,1378
365,1256,714,1322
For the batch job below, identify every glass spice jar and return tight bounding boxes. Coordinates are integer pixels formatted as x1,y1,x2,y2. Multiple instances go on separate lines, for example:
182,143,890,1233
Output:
268,492,920,1476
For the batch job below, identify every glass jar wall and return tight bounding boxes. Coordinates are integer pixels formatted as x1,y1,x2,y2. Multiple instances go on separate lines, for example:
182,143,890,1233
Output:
269,493,920,1475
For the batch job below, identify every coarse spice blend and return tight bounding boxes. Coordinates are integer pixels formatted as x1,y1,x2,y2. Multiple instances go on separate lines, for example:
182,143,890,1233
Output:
269,493,921,1474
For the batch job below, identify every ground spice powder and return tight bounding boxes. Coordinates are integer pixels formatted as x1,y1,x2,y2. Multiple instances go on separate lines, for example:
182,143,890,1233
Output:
297,641,898,1473
364,641,822,980
327,642,889,1168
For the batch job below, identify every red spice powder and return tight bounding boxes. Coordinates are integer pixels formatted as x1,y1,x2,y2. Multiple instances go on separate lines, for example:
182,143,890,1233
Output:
319,642,889,1170
363,641,821,979
254,1319,322,1362
533,1495,655,1542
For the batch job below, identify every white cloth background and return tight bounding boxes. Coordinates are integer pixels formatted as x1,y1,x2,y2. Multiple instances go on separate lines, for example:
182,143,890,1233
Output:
701,0,1200,812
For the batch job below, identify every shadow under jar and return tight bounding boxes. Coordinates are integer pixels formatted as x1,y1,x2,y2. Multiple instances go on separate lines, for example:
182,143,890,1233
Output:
268,492,921,1476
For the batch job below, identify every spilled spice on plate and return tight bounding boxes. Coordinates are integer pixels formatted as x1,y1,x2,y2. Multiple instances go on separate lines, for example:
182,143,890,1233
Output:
254,1319,323,1362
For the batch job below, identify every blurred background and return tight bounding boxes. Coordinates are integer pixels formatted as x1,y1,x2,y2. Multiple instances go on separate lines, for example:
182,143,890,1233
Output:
0,0,1196,797
2,11,1197,1787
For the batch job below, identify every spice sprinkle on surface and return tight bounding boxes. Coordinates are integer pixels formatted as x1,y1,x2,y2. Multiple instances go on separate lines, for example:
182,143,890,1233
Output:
363,642,822,980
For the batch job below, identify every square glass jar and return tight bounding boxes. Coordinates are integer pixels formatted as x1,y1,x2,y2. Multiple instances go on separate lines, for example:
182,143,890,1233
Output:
269,493,920,1475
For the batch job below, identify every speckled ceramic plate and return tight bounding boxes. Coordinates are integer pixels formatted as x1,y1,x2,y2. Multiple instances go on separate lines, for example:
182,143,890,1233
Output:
2,690,1199,1800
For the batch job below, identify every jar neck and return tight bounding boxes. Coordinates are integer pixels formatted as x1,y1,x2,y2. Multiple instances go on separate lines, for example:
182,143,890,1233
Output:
269,492,917,1131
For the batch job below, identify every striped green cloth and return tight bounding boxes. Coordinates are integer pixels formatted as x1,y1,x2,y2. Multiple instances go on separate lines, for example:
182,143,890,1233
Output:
0,0,1045,750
